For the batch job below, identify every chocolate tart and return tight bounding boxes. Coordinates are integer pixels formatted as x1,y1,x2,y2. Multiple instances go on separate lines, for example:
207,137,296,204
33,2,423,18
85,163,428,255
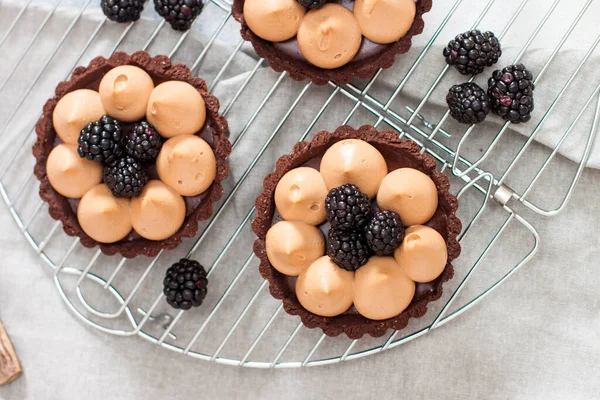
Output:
252,126,461,338
33,51,232,258
232,0,432,86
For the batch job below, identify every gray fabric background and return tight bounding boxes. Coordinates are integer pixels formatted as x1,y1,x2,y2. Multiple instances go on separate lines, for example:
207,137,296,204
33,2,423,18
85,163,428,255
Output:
1,0,599,399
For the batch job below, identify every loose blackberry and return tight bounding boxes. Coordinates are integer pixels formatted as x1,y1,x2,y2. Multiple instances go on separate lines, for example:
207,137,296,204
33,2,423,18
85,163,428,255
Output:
101,0,144,23
443,30,501,75
78,115,123,165
163,259,208,310
327,229,370,271
446,82,491,124
103,156,148,197
325,184,372,230
154,0,203,31
123,121,162,162
297,0,327,8
364,211,405,256
488,64,535,123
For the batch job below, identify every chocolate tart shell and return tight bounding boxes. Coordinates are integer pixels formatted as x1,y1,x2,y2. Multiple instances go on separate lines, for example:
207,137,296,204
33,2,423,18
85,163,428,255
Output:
232,0,432,86
33,51,232,258
251,126,461,338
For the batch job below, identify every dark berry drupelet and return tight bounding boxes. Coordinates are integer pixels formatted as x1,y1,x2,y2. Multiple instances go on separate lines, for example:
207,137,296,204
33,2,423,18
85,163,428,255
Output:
154,0,203,31
488,64,535,123
325,184,372,230
103,156,148,197
123,121,162,162
163,259,208,310
327,229,370,271
443,30,502,75
101,0,144,23
446,82,491,124
364,211,405,256
78,115,123,165
297,0,327,8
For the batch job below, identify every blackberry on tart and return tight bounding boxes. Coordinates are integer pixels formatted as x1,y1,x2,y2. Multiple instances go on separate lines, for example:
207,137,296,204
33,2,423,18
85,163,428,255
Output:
123,121,162,162
103,156,149,198
325,184,372,230
327,229,371,271
364,210,405,256
77,115,123,165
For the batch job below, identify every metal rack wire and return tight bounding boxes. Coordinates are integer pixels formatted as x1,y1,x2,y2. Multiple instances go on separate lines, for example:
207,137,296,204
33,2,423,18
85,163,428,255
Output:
0,0,598,367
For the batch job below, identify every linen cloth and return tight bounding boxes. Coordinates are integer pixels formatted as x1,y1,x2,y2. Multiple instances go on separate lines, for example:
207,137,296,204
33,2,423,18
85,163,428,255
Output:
0,0,599,399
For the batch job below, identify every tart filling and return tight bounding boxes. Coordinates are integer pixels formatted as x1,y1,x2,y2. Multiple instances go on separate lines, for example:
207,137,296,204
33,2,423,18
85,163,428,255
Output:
33,52,231,257
233,0,431,84
46,64,215,244
252,126,461,338
267,140,444,320
243,0,416,70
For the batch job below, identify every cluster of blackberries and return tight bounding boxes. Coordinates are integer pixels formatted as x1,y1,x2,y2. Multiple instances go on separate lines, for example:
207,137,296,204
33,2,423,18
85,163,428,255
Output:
444,30,535,125
325,184,405,271
77,115,163,197
101,0,204,31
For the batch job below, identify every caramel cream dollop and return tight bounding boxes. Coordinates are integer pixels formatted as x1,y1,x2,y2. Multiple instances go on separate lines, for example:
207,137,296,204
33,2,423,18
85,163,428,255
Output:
99,65,154,122
296,256,354,317
394,225,447,283
243,0,306,42
353,0,416,44
266,221,325,276
353,256,415,320
274,167,328,226
77,184,132,243
52,89,106,144
377,168,438,226
130,180,186,241
46,144,103,198
319,139,388,198
297,3,362,69
146,81,206,138
156,135,216,196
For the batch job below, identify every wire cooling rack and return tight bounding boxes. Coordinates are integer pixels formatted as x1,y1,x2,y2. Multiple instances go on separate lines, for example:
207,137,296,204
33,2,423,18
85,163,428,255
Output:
0,0,599,368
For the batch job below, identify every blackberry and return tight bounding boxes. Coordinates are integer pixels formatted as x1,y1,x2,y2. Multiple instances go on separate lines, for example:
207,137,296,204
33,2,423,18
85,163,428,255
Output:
101,0,144,23
163,259,208,310
443,30,501,75
446,82,491,124
364,211,404,256
488,64,535,123
103,156,148,197
327,229,370,271
325,184,372,230
297,0,327,8
78,115,123,165
123,121,162,162
154,0,203,31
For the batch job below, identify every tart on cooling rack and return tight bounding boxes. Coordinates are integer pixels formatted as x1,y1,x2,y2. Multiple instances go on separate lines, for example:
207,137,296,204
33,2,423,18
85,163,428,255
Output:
232,0,432,85
33,51,232,258
252,126,461,338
